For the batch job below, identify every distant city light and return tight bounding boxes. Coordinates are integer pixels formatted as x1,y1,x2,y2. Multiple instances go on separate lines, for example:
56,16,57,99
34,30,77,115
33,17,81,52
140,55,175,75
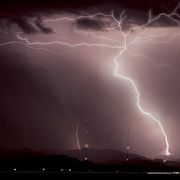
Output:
85,144,89,148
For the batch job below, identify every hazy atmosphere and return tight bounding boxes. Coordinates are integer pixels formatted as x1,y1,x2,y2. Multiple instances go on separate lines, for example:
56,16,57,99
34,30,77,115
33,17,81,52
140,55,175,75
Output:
1,0,180,159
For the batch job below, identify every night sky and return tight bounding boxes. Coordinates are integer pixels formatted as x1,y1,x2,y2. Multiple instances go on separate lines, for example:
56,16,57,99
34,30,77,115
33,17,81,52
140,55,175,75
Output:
1,0,180,159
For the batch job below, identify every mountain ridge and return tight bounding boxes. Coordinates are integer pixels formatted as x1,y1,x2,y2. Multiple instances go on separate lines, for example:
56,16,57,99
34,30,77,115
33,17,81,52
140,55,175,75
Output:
63,148,149,164
0,147,180,171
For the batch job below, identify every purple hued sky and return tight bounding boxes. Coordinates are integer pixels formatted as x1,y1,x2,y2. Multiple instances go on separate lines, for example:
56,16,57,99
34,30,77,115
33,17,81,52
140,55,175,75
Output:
1,0,180,159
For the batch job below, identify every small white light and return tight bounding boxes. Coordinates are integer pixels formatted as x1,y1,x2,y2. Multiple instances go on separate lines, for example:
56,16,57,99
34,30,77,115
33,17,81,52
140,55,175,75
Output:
85,144,89,148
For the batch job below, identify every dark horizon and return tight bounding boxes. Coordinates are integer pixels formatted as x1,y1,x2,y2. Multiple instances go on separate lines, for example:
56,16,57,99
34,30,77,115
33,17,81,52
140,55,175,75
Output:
0,147,180,174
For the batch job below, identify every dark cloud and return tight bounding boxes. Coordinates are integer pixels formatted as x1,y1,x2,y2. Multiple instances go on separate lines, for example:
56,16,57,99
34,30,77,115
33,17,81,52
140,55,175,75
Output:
118,10,180,31
7,16,38,34
74,9,180,33
148,15,180,27
1,0,178,12
0,0,180,33
0,0,179,17
66,0,180,32
35,16,54,34
0,14,54,34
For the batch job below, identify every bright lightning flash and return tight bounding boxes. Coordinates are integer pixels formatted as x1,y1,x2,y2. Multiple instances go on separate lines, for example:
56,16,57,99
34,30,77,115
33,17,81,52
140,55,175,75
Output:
75,119,81,149
1,3,180,155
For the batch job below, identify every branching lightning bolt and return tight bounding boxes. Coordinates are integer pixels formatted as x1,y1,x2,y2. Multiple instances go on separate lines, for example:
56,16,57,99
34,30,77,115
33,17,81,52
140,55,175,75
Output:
1,3,180,155
111,7,180,155
114,55,170,155
75,119,81,149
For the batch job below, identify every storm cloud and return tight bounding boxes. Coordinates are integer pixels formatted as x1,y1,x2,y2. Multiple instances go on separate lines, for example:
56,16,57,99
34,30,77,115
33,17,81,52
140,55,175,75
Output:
0,0,180,34
7,16,38,34
2,15,54,34
35,16,54,34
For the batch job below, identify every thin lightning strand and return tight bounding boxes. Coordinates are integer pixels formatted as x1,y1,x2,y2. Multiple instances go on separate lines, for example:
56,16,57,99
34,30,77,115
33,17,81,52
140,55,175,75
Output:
128,32,180,45
126,49,172,67
126,3,180,36
16,35,123,50
75,119,81,149
71,25,124,44
44,12,112,22
0,40,69,55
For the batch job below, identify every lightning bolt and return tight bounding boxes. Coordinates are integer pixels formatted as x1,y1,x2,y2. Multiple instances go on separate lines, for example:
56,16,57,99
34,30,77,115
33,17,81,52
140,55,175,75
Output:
16,34,123,50
114,54,170,155
111,9,175,155
75,119,81,149
1,3,180,155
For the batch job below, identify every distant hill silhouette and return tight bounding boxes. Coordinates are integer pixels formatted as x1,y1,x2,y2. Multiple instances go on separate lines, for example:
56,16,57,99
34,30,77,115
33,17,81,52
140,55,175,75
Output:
0,148,92,171
62,148,180,172
63,148,149,164
0,148,179,172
